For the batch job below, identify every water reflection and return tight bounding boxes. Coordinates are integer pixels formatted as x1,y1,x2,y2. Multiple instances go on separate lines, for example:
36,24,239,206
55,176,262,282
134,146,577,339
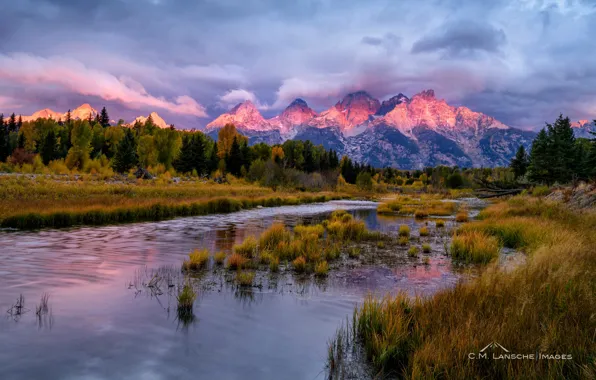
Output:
0,200,478,380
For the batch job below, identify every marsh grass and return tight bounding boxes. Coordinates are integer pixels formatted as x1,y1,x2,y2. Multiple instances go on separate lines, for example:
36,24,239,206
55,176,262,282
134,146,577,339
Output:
435,219,445,228
455,210,469,223
348,247,361,258
182,249,210,271
419,226,429,237
314,260,329,276
408,246,419,257
398,236,409,246
422,257,430,265
335,195,596,379
377,195,457,218
176,283,196,316
0,177,344,229
35,293,50,316
269,256,280,272
292,256,307,273
398,225,410,237
214,251,226,265
226,253,248,270
422,243,431,253
233,236,258,257
235,271,256,287
450,230,500,264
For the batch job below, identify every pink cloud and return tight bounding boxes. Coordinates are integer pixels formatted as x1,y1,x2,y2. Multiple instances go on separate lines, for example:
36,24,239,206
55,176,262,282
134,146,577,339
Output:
0,53,208,117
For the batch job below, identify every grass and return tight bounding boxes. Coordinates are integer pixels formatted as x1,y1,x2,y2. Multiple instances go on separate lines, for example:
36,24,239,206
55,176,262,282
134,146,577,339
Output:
398,236,409,246
0,176,346,229
435,219,445,228
398,224,410,237
292,256,307,273
450,230,500,264
314,261,329,276
235,271,256,287
269,256,280,272
259,223,292,250
376,241,385,248
233,235,258,257
408,246,419,257
422,243,431,253
419,226,429,237
348,247,361,258
176,283,197,316
455,210,469,223
182,249,210,271
226,253,248,270
332,195,596,378
377,195,457,218
294,224,325,238
214,251,226,265
422,257,430,265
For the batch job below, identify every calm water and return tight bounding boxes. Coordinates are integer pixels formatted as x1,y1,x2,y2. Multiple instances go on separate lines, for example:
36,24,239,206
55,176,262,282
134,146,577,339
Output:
0,200,469,380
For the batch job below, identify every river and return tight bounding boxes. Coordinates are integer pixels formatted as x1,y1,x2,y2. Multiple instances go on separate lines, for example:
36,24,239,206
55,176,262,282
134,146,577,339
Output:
0,200,471,380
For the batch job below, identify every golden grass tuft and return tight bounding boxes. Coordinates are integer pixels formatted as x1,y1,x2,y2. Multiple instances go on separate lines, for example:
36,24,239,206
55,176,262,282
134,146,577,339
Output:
235,271,256,287
422,243,431,253
398,224,410,237
450,230,500,264
182,248,210,271
408,246,419,257
314,260,329,276
292,256,307,273
455,210,469,223
226,253,248,270
435,219,445,228
214,251,226,265
233,235,259,257
398,236,409,246
259,223,292,250
419,226,429,237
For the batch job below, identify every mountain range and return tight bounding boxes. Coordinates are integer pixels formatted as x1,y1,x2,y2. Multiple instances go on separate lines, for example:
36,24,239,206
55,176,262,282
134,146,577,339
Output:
12,91,596,169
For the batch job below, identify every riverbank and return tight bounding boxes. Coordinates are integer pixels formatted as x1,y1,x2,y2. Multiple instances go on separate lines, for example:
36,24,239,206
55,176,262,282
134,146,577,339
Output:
330,195,596,378
0,176,349,229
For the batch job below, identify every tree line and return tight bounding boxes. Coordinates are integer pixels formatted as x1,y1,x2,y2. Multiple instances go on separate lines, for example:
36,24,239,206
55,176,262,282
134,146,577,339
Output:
510,115,596,184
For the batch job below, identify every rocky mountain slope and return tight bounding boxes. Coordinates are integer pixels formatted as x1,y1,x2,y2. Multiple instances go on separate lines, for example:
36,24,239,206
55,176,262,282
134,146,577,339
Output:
207,89,538,168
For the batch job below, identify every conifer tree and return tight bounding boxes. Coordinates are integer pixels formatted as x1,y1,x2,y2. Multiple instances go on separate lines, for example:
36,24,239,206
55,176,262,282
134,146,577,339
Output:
40,130,58,165
8,113,17,132
17,115,22,130
112,129,138,173
226,136,242,176
99,107,110,128
509,145,529,179
0,114,9,162
547,115,575,183
528,129,551,184
65,110,72,125
208,142,219,175
193,134,207,176
174,135,195,174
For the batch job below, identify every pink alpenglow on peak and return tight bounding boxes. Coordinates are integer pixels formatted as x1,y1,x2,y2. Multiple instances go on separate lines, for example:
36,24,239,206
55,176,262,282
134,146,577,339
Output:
269,98,317,134
206,100,273,131
19,104,98,122
132,112,169,129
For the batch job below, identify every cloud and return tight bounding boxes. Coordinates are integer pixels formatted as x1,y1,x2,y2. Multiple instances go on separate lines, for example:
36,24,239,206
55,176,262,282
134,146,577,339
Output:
361,33,402,55
218,89,272,110
411,22,507,57
0,53,208,117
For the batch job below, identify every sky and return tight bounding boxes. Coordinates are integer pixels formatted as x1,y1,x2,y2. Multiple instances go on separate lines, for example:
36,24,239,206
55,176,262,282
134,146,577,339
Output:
0,0,595,130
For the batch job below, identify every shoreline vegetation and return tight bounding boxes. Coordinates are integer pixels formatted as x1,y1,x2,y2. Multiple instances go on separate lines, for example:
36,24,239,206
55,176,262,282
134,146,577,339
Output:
0,176,348,229
328,195,596,379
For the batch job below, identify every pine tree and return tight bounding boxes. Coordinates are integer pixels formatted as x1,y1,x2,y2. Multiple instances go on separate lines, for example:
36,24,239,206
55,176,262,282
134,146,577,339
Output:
112,129,138,173
193,135,207,176
509,145,529,179
65,110,72,126
40,130,58,165
99,107,110,128
226,136,242,176
528,129,551,184
174,135,195,174
208,142,219,175
547,115,576,183
0,114,9,162
8,113,17,132
17,115,22,130
94,113,101,126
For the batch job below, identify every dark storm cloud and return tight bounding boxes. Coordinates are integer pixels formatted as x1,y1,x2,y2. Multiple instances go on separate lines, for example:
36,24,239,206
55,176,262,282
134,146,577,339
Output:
0,0,595,129
411,22,506,56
